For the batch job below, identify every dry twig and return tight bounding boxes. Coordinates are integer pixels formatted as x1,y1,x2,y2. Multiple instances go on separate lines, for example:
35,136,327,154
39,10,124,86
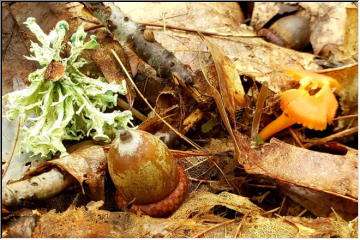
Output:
303,127,358,148
192,219,236,238
137,21,259,38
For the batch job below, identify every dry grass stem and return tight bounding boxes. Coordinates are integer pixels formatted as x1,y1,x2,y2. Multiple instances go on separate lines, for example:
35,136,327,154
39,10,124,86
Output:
111,49,201,150
117,99,147,121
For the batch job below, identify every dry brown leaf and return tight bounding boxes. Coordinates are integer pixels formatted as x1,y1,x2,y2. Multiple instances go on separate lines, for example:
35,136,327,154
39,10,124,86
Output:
343,7,358,61
155,87,179,115
2,4,37,95
115,2,244,32
198,49,241,160
114,2,322,95
299,3,356,58
279,182,357,221
9,2,81,47
182,108,204,133
203,37,247,115
203,215,347,238
1,209,41,238
133,62,168,106
244,138,358,201
233,44,319,93
171,191,263,219
251,2,282,30
29,193,357,238
318,64,358,130
90,29,136,106
114,2,255,71
23,145,107,201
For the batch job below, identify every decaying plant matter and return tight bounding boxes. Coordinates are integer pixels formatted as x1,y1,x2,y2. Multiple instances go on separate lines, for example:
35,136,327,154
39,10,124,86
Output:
2,144,107,208
1,2,358,238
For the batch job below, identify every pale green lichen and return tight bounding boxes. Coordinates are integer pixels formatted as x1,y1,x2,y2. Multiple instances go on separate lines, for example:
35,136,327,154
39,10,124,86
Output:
3,18,133,157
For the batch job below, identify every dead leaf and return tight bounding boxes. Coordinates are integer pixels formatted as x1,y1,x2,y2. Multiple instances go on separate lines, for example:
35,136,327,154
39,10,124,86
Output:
343,7,358,61
114,2,256,73
171,191,263,219
198,49,241,161
203,36,247,115
182,108,204,133
299,2,357,62
318,64,358,130
9,2,81,47
115,2,244,32
23,145,107,201
3,2,358,238
252,2,357,63
233,44,319,93
2,4,37,94
15,190,356,238
2,209,40,238
115,2,323,95
244,138,358,201
91,29,136,107
251,2,282,31
279,182,357,221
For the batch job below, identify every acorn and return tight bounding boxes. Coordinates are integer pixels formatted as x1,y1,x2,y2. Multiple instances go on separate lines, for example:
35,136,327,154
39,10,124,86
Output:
107,128,188,217
258,15,310,50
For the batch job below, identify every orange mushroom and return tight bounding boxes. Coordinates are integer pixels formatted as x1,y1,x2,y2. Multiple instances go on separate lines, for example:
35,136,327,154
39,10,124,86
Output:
259,70,340,141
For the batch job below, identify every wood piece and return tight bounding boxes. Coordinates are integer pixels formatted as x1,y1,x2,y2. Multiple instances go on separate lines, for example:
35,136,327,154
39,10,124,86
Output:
83,2,194,84
2,169,73,207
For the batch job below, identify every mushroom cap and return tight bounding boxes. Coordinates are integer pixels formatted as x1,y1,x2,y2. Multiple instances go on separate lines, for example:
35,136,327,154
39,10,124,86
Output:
284,69,340,89
280,87,338,130
280,70,340,130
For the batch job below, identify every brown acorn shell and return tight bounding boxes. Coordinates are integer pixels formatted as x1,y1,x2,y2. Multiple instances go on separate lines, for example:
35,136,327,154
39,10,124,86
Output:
108,129,179,205
269,15,310,50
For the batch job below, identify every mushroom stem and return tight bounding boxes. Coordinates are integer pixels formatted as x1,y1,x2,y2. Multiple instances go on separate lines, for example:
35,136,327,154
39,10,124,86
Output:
259,113,296,141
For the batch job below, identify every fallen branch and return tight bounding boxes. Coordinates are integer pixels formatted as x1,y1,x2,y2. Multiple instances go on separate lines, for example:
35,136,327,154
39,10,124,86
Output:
2,168,73,207
2,144,107,208
83,2,194,84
